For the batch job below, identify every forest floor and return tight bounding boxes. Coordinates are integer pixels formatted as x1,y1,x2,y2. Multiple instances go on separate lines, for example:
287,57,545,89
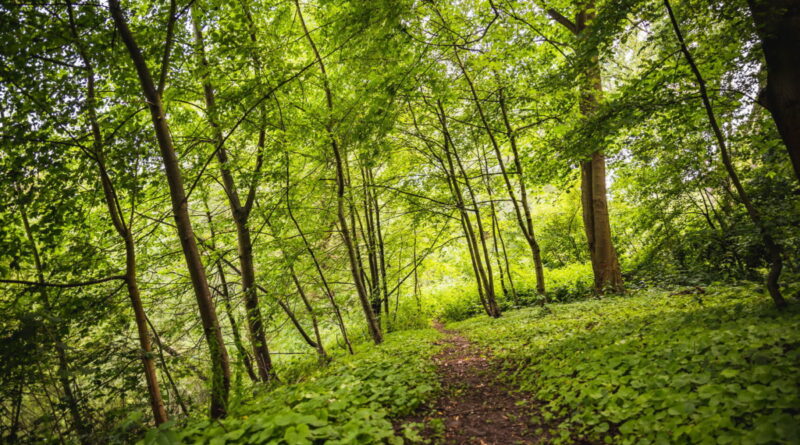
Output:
399,321,541,444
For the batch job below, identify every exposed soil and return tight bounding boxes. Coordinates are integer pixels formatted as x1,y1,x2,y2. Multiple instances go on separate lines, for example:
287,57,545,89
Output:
398,322,542,444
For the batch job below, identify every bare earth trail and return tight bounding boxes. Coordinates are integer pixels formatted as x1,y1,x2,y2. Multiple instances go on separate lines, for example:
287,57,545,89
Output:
400,322,541,444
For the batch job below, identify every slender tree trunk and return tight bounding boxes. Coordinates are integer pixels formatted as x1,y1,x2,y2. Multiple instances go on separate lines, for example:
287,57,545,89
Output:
294,0,382,343
289,270,327,359
409,100,491,314
285,155,353,354
453,49,546,295
65,2,168,425
360,166,383,324
368,168,391,322
665,0,786,308
747,0,800,183
109,0,231,417
191,6,274,383
203,201,259,383
497,86,546,295
144,315,190,417
9,379,23,443
19,202,91,444
478,146,509,299
496,212,518,303
436,101,500,317
413,227,421,309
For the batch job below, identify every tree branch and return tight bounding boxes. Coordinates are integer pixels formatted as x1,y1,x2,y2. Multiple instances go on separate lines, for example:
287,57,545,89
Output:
547,8,577,34
0,275,127,288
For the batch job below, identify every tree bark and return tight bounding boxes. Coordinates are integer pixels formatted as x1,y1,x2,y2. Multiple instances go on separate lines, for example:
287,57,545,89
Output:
285,152,354,354
748,0,800,183
108,0,231,418
191,5,275,383
203,201,259,383
436,101,500,317
549,3,624,294
497,86,546,295
453,48,546,295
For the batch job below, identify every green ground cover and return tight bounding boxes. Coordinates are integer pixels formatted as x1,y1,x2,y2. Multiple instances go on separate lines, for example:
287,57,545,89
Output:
452,286,800,444
140,328,441,445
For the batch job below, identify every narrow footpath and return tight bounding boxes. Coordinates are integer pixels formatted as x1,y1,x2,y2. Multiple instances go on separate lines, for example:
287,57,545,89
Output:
402,322,539,444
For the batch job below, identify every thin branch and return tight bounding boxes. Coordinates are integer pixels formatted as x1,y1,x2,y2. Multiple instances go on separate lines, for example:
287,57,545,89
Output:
0,275,127,288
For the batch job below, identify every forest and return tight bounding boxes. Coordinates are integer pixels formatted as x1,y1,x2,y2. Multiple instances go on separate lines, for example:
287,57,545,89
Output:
1,0,799,443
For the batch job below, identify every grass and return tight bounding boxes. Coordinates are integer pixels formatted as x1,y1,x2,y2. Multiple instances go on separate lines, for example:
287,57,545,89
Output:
139,328,442,444
451,285,800,444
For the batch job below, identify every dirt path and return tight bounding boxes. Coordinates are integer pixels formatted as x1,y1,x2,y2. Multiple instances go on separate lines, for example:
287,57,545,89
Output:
401,322,539,444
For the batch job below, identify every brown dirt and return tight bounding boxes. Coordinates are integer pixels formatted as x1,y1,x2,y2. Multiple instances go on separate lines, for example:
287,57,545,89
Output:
398,322,542,444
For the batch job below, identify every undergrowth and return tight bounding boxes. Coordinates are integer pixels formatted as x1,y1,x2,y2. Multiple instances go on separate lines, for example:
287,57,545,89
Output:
451,285,800,444
139,328,441,444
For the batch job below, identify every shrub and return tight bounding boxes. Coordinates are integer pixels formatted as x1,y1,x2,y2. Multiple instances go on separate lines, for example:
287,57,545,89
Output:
139,329,441,444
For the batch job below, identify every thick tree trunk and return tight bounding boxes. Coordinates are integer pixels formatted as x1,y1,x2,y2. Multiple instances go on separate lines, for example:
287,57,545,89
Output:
191,6,274,383
549,3,625,294
109,0,231,418
748,0,800,182
586,152,623,292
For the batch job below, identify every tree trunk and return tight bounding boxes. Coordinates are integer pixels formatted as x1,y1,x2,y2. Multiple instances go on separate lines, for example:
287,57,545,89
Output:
203,202,259,383
294,0,383,343
453,48,546,295
549,3,624,294
496,87,546,296
436,101,500,317
65,1,169,425
289,270,327,359
19,201,91,444
109,0,231,418
285,153,353,354
665,0,786,308
191,5,274,383
748,0,800,182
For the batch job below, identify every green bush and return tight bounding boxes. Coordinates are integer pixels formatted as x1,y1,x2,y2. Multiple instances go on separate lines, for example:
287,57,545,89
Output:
452,285,800,444
140,329,441,444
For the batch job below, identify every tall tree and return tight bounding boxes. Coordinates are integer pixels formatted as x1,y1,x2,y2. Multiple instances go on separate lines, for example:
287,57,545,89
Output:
190,4,275,383
548,2,625,294
108,0,232,418
66,1,168,423
293,0,383,343
664,0,786,308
